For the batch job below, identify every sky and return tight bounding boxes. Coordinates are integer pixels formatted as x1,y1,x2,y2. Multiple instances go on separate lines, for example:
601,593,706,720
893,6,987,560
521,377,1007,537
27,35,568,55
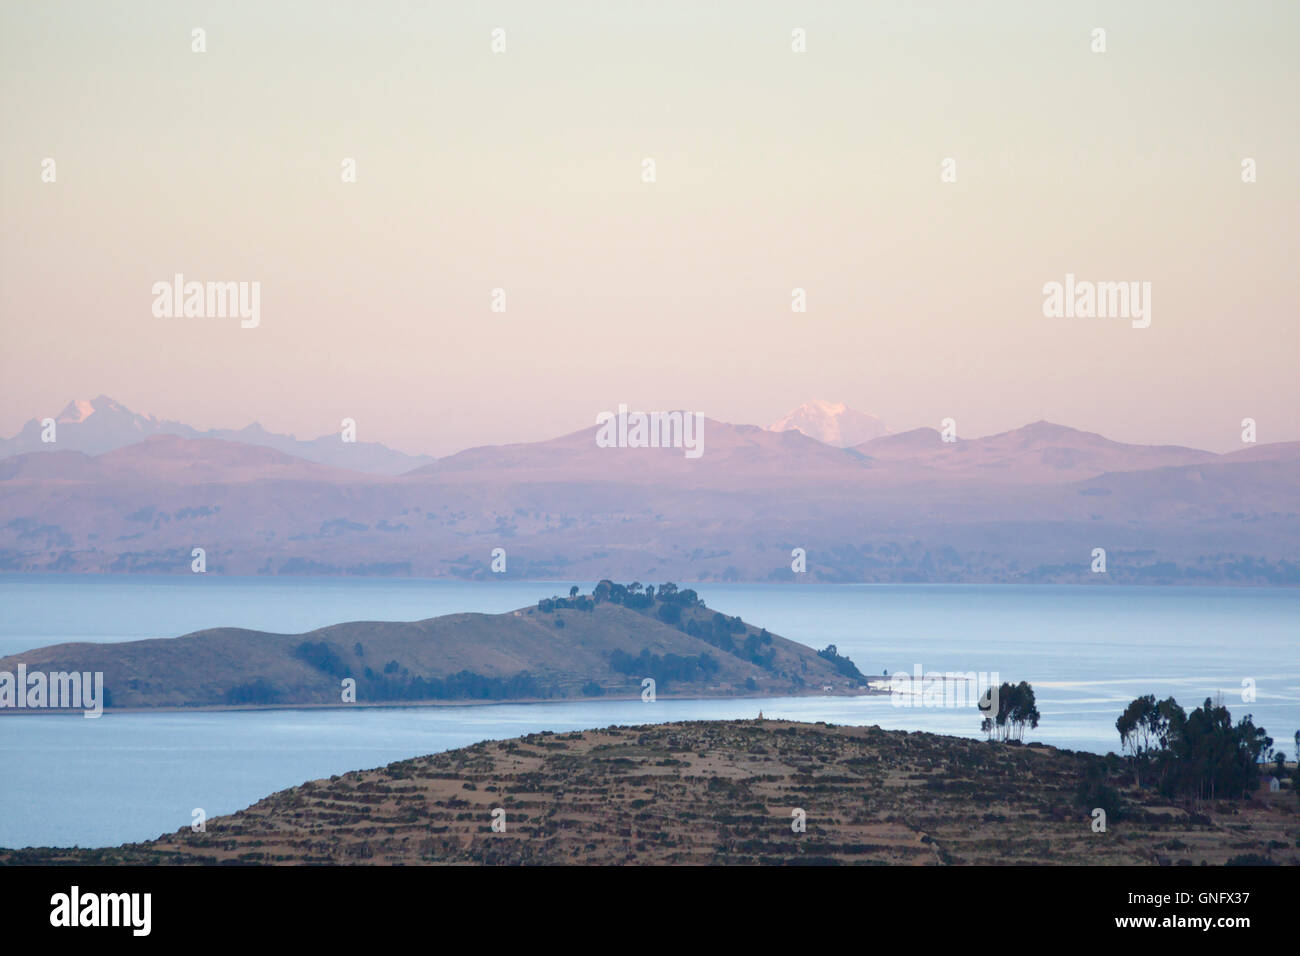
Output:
2,0,1297,456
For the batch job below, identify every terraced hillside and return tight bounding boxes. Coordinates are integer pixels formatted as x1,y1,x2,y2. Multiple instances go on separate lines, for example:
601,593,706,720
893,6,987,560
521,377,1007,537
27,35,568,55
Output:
7,721,1297,865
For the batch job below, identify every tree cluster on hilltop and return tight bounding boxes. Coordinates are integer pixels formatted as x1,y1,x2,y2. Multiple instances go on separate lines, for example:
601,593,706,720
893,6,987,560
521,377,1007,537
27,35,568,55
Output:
980,681,1041,743
539,581,866,683
1116,694,1277,801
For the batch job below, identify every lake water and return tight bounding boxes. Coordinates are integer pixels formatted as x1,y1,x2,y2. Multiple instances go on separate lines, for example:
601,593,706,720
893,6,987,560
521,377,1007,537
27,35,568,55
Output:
1,575,1296,848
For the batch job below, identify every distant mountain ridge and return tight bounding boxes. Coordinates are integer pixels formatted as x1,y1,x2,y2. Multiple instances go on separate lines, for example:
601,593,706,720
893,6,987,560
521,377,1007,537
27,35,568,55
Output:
851,420,1221,483
0,402,1296,584
0,395,433,476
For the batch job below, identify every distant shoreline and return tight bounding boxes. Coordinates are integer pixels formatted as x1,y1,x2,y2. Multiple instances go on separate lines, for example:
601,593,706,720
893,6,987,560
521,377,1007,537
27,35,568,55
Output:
0,683,889,718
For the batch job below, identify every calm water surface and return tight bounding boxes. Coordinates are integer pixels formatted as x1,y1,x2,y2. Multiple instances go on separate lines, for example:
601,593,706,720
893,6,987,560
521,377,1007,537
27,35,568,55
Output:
1,575,1295,848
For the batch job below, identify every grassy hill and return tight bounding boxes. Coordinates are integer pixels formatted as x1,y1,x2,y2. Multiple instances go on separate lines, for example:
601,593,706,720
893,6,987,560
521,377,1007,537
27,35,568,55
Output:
6,720,1296,865
0,583,869,709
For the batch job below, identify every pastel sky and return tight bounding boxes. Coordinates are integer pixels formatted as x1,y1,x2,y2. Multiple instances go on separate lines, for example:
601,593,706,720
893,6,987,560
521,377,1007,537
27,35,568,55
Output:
2,0,1297,456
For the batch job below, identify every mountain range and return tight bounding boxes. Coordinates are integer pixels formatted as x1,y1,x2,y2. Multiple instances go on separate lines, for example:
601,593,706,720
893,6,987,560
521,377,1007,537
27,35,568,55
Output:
0,396,433,475
0,397,1297,584
4,396,878,466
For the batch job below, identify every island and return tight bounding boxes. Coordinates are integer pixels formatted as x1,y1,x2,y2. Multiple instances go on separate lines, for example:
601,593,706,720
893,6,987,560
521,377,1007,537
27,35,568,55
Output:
0,582,875,712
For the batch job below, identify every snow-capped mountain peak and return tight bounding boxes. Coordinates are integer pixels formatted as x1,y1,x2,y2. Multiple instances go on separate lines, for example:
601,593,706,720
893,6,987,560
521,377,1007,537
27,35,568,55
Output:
57,399,98,424
767,400,890,447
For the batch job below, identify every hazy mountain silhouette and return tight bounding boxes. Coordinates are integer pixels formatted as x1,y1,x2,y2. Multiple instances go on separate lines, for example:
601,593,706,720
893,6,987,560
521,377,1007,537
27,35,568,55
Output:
852,421,1219,483
0,395,433,475
0,412,1295,584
